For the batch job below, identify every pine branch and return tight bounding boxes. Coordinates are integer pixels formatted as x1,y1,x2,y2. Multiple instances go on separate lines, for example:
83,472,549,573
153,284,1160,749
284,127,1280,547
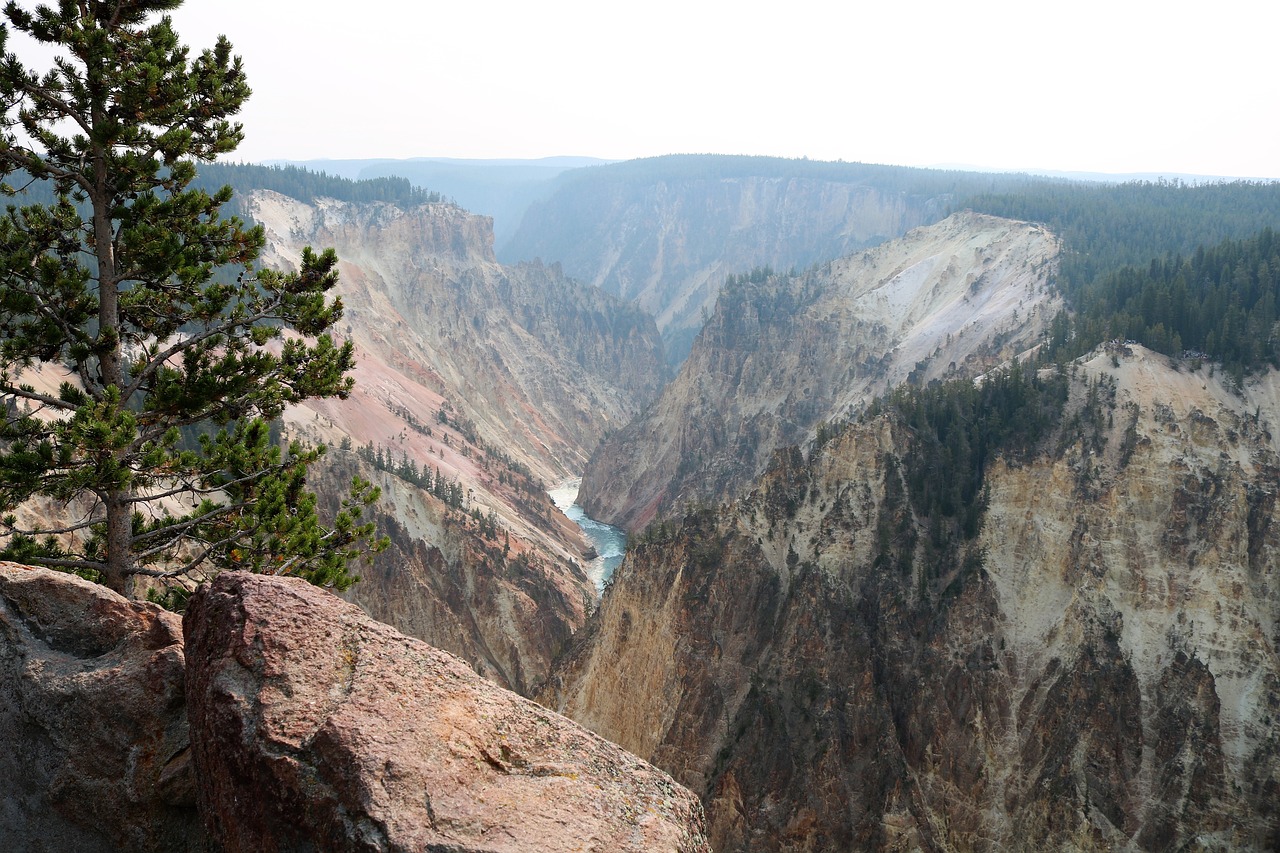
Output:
18,555,107,573
131,529,242,577
0,513,104,536
0,382,78,412
122,466,274,505
122,304,283,402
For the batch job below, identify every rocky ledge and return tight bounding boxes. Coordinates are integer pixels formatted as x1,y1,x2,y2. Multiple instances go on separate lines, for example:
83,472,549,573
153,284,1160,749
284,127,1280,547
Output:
0,563,708,852
185,571,709,852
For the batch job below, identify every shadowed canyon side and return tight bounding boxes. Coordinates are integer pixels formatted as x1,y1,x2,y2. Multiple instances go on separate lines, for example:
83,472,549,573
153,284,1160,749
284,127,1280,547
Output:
580,211,1063,531
244,190,666,693
503,157,958,362
544,346,1280,851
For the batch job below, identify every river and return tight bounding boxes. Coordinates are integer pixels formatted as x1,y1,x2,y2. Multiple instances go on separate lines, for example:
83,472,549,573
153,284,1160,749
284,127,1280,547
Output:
548,479,626,595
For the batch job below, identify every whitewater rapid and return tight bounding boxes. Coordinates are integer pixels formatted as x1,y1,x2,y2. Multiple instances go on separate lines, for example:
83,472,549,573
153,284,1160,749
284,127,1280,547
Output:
549,479,626,595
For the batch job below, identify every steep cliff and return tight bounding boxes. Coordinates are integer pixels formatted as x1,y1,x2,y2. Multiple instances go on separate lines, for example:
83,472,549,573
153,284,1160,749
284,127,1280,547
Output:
244,190,666,692
544,346,1280,851
249,190,665,481
504,161,954,362
580,211,1063,530
310,454,591,695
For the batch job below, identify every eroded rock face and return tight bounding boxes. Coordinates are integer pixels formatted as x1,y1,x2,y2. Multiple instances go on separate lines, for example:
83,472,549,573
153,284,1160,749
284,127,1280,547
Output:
246,190,665,693
0,563,201,852
185,571,710,853
249,190,666,485
580,211,1062,531
315,454,592,696
546,348,1280,851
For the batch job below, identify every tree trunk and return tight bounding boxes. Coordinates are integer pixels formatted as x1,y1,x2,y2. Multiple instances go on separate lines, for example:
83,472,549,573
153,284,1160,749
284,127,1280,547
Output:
102,497,133,595
92,137,131,594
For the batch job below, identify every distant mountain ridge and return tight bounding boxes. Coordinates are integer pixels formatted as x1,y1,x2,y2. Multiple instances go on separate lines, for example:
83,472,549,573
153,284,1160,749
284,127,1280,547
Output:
501,155,1280,365
930,162,1279,183
503,155,1033,362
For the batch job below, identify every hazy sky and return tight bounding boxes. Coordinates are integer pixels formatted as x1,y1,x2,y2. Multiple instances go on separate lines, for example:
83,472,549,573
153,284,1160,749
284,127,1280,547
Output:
11,0,1280,178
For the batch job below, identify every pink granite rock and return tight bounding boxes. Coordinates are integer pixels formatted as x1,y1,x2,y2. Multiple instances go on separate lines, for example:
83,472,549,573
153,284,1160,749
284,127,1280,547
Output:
184,570,709,852
0,562,202,852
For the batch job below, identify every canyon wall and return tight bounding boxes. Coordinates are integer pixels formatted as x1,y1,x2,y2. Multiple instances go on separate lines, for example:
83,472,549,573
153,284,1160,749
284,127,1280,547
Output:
504,163,957,362
545,346,1280,851
246,191,666,691
580,212,1063,530
249,191,665,482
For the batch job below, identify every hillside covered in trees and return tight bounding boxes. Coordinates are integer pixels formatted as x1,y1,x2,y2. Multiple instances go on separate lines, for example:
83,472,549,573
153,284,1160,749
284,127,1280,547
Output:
1043,227,1280,381
193,162,446,207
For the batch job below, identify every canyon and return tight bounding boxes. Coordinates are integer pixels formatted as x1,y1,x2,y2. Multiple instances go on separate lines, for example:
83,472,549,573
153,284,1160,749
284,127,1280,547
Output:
151,197,1280,849
580,211,1064,531
242,189,667,693
545,344,1280,850
5,160,1280,851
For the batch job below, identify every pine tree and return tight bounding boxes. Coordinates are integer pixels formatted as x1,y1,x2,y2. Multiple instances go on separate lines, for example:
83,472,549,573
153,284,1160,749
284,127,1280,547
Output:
0,1,382,596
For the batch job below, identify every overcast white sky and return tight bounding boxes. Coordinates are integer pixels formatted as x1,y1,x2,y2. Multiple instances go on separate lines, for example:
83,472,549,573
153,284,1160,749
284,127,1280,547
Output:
12,0,1280,177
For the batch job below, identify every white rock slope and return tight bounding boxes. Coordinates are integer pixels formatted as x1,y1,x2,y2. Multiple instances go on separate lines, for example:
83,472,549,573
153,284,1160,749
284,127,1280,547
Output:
580,211,1064,529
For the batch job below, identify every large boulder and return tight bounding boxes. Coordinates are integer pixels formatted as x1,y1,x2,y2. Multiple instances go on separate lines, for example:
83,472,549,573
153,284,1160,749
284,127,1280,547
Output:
184,571,710,853
0,562,202,852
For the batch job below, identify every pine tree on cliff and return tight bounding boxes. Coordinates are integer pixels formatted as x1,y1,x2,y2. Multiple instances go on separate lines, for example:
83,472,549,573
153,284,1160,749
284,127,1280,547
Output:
0,0,384,597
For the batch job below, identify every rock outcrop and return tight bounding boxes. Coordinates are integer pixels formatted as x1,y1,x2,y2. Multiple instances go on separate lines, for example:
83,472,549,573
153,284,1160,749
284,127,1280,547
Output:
0,563,201,852
545,347,1280,851
186,570,710,853
580,211,1062,530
